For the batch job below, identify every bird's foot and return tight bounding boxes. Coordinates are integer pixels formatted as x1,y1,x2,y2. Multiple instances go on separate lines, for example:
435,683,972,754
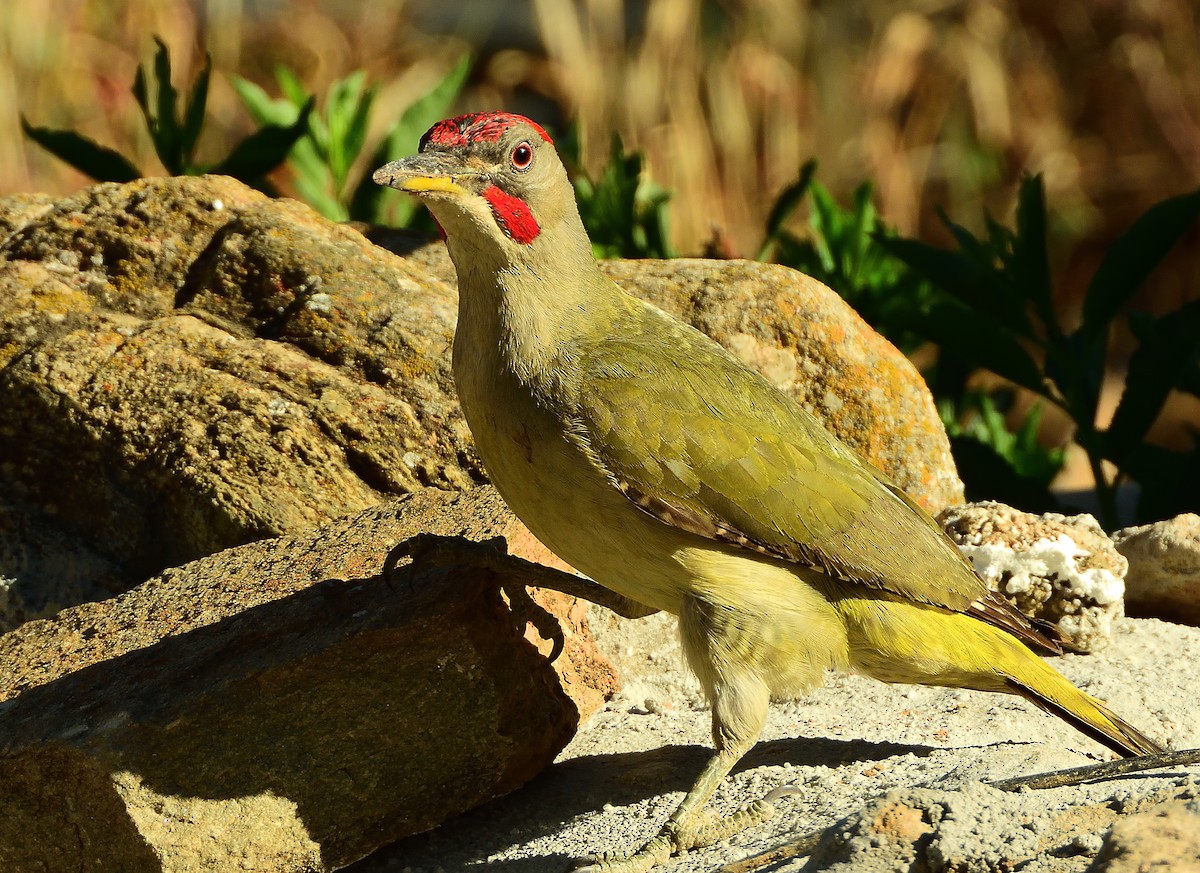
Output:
573,785,801,872
571,833,674,873
674,783,801,851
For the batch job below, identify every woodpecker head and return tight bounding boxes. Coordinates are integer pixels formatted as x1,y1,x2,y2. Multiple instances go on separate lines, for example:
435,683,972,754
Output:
373,112,587,264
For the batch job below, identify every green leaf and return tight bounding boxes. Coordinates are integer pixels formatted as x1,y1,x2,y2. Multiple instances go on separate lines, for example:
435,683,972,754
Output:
1043,329,1106,421
349,130,399,223
905,299,1046,394
758,159,815,260
1103,297,1200,462
983,211,1013,259
343,84,375,182
1012,175,1055,333
1126,308,1156,343
181,52,213,168
847,181,876,281
806,182,839,273
275,66,310,108
325,70,368,186
876,235,976,301
289,137,337,214
947,433,1062,512
1180,349,1200,399
132,61,150,129
880,231,1034,339
230,76,269,122
764,174,935,354
229,76,302,128
941,390,1065,509
149,36,183,173
1124,441,1200,522
350,55,470,225
1081,187,1200,339
230,76,298,127
946,210,1033,333
21,116,142,182
295,172,347,221
212,98,314,182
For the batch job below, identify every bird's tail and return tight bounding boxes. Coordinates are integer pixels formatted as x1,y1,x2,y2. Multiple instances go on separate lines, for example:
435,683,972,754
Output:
1005,657,1164,758
836,595,1164,757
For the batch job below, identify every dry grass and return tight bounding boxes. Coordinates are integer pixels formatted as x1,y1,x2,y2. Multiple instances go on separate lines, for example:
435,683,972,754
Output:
3,0,1198,311
535,0,1200,288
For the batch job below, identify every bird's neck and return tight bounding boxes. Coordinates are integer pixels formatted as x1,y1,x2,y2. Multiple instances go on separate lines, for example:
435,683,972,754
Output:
447,219,620,388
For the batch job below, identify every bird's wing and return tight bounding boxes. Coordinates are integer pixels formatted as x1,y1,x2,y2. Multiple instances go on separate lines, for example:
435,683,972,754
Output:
567,310,1059,651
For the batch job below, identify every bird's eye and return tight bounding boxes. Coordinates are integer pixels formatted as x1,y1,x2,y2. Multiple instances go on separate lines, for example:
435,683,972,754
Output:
510,142,534,171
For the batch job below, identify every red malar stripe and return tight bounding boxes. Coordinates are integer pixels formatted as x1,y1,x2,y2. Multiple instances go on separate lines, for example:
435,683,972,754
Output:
483,185,541,245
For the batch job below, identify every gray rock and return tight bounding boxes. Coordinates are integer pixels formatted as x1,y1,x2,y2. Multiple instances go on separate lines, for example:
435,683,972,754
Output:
802,781,1200,873
939,501,1127,652
0,486,616,872
1113,514,1200,626
1089,796,1200,872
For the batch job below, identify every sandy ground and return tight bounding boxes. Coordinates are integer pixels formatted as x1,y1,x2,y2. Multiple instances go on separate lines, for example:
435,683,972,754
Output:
348,611,1200,872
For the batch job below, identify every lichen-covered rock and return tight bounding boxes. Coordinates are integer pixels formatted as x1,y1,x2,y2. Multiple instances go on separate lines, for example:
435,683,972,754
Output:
938,501,1127,652
0,285,474,581
1,175,267,316
1112,514,1200,627
0,501,127,632
0,178,481,598
0,192,55,238
0,486,616,873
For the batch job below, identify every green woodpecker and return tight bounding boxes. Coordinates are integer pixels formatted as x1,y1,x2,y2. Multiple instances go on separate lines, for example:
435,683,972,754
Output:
374,113,1162,872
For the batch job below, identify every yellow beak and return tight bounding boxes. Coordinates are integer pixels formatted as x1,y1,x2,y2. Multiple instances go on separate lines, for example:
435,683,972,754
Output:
373,155,472,196
396,175,467,195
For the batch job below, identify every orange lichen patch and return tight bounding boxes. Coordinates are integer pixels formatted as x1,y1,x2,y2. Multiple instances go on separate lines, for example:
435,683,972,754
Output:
871,801,933,843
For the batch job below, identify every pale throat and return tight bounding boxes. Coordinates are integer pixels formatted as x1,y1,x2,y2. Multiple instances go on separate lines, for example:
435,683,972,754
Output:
444,217,607,385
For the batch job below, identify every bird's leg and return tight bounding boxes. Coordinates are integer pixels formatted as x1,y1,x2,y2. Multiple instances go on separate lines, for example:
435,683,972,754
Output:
667,673,782,852
576,603,790,872
574,693,785,873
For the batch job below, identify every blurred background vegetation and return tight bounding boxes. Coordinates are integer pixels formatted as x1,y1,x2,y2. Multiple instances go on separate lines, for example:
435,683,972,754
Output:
4,0,1199,522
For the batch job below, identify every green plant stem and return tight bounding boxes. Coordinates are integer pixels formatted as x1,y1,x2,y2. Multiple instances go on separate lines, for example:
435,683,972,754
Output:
1086,444,1118,527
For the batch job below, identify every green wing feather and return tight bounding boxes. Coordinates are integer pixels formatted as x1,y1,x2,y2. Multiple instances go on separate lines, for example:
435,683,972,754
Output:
562,300,1059,651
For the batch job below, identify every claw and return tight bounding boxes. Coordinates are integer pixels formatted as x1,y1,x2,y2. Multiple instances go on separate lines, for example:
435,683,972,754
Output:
762,782,804,803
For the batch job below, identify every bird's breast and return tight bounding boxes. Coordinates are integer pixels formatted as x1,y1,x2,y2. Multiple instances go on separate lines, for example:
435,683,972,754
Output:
452,343,689,613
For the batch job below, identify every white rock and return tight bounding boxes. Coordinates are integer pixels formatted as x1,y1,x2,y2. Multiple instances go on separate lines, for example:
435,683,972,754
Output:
938,501,1127,652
